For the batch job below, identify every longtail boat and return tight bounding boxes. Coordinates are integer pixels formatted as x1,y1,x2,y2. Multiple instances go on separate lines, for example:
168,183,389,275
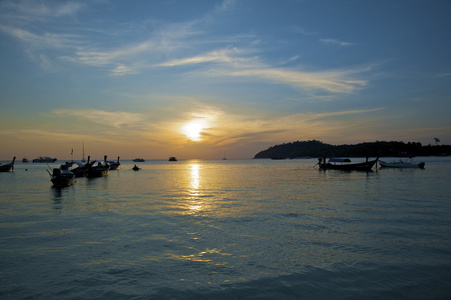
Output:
317,157,378,171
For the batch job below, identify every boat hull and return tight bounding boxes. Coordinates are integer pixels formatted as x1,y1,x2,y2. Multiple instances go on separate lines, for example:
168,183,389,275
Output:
0,157,16,172
0,164,14,172
319,158,378,171
50,170,76,187
379,161,425,169
87,166,109,177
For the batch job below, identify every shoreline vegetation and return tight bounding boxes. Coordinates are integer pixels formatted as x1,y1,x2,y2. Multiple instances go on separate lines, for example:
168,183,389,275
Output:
254,140,451,159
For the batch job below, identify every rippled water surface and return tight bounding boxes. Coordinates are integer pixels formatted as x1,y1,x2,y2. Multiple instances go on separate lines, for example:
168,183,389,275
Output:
1,158,451,299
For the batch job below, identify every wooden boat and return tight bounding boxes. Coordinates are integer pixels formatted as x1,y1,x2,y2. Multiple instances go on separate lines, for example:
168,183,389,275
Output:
49,168,75,187
87,155,109,177
132,164,141,171
0,157,16,172
71,156,95,177
60,161,74,170
107,156,121,170
317,157,378,171
379,158,425,169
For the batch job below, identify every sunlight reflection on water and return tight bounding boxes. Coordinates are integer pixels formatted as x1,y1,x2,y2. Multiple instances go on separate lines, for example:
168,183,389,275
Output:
1,158,451,298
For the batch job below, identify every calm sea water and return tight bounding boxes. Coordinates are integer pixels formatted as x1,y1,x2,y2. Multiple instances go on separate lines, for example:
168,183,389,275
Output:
1,158,450,299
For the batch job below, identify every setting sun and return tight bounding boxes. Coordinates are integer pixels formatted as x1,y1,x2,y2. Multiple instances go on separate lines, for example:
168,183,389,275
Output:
181,119,207,141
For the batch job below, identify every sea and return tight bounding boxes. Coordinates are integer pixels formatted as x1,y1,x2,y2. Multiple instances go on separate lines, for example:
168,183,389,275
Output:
1,157,450,299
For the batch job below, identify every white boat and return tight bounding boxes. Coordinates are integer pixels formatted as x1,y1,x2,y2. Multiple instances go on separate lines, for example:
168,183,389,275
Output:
379,158,425,169
33,156,57,163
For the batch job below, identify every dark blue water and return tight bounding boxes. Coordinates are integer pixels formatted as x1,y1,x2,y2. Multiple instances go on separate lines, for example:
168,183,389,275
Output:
1,158,450,299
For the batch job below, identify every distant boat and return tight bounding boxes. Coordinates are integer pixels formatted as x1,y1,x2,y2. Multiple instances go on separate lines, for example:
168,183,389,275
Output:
133,158,145,162
33,156,57,163
317,157,378,171
379,158,425,169
48,168,75,187
132,164,141,171
168,157,177,161
22,158,29,163
107,156,121,170
0,157,16,172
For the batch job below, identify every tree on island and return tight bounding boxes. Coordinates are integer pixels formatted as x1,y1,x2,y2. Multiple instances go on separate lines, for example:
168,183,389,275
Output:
253,140,451,159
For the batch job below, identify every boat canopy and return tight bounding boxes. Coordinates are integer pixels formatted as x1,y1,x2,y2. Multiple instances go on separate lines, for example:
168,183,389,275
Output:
328,158,351,163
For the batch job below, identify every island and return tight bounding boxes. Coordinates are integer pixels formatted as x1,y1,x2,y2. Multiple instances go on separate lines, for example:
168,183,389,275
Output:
254,140,451,159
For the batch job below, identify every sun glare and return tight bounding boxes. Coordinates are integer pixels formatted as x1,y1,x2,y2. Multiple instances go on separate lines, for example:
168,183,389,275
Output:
181,119,207,141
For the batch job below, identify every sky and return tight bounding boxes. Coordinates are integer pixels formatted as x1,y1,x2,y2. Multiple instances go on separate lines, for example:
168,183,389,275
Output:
0,0,450,160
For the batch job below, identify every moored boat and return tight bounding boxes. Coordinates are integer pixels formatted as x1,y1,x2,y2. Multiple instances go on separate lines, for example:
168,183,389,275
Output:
49,168,76,187
87,156,109,177
71,156,95,177
317,157,378,171
107,156,121,170
379,158,425,169
33,156,57,163
0,157,16,172
22,158,29,163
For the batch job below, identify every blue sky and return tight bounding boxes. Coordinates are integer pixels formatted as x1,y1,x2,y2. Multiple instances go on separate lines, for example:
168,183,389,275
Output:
1,0,450,160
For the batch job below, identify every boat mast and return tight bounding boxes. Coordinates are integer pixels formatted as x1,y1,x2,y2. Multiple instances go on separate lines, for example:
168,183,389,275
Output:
82,142,85,162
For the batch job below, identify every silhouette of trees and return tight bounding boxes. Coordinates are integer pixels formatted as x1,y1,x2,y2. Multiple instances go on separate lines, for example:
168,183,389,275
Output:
253,140,451,158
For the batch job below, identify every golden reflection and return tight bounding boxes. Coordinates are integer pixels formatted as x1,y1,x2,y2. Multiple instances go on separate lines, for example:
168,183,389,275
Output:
188,163,202,212
190,164,200,191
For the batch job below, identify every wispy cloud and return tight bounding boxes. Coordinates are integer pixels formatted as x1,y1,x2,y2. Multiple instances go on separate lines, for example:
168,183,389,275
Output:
293,26,318,36
319,38,353,46
157,48,255,67
158,49,369,93
227,68,367,93
0,25,83,50
217,0,237,12
52,109,148,129
0,0,82,22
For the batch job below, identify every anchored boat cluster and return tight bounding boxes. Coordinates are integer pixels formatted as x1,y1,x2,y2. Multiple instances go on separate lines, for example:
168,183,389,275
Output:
47,155,120,187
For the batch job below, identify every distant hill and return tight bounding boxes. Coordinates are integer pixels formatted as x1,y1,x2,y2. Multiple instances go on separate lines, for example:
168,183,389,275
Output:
253,140,451,159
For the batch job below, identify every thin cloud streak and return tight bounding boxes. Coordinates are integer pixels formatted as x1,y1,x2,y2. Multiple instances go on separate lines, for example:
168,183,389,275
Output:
52,109,148,129
0,1,82,22
227,68,366,93
159,49,369,93
319,38,354,46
